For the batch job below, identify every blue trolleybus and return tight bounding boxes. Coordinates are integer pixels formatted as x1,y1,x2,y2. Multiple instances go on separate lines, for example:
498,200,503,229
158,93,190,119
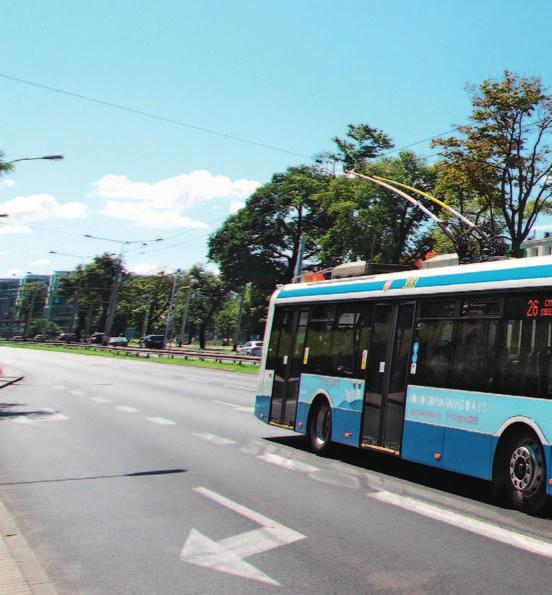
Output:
254,255,552,514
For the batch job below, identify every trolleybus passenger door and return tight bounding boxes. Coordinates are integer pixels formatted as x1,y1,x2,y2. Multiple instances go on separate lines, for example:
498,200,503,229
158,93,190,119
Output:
361,302,416,452
270,308,309,427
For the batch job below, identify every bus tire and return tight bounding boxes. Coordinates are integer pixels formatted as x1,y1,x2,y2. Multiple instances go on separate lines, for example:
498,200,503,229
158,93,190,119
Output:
500,430,548,515
308,398,332,456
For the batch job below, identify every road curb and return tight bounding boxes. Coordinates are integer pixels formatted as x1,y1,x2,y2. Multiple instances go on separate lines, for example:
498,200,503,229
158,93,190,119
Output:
0,492,58,594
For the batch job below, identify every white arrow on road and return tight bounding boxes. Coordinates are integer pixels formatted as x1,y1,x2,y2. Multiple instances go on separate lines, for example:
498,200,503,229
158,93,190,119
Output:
181,486,305,586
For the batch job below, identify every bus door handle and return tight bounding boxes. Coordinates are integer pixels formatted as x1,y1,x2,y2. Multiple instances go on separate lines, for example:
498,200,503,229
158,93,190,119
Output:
379,361,385,373
283,355,288,365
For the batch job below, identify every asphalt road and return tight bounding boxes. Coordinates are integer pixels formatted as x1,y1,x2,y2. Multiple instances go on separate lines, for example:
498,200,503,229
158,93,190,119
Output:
1,347,552,594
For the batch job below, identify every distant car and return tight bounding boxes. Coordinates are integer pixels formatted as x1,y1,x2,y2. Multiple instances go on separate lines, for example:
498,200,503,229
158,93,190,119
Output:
106,336,129,347
140,335,165,349
237,340,263,355
89,332,105,345
250,346,263,357
10,336,24,341
58,333,76,342
33,334,46,341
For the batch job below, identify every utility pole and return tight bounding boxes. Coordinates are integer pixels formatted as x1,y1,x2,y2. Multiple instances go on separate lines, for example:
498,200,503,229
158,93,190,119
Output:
164,270,181,347
233,286,246,351
179,287,192,344
103,254,124,342
142,291,155,338
23,292,36,339
293,235,305,283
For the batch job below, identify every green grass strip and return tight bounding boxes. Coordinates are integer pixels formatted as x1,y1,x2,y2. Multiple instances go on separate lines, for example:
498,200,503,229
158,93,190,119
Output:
0,342,260,374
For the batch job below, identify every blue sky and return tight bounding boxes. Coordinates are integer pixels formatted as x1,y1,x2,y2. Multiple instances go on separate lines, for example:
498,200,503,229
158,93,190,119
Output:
1,0,551,276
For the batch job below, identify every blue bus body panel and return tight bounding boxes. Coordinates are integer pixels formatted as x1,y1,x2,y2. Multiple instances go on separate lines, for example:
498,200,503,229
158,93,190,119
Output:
277,262,552,300
403,385,552,485
298,374,363,446
255,395,271,423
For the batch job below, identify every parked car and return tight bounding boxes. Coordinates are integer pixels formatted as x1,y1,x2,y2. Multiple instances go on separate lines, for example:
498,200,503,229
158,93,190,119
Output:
10,336,24,341
33,334,46,341
250,345,263,357
106,336,129,347
58,333,76,342
140,335,165,349
237,340,263,355
89,332,105,345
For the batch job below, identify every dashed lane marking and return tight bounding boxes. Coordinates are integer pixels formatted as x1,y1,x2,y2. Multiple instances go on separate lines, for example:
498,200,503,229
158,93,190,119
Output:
70,389,85,396
257,453,319,473
53,385,67,390
90,397,112,403
146,417,176,425
212,399,253,413
369,490,552,559
192,432,236,445
116,406,140,413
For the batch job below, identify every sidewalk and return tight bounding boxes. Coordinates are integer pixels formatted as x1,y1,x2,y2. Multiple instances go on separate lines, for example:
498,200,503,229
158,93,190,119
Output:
0,373,57,595
0,491,57,595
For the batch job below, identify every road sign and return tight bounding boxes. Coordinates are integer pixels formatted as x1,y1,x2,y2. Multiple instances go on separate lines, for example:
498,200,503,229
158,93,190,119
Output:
181,486,306,586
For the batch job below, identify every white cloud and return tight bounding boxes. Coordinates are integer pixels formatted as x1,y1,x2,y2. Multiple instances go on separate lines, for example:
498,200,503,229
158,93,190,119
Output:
0,224,32,235
128,262,165,275
90,169,260,228
0,194,87,222
0,179,15,188
102,201,208,230
229,199,246,213
29,258,51,267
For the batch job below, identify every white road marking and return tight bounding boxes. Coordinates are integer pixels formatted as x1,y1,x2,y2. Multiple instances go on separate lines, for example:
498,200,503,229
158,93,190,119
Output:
116,406,140,413
90,397,112,403
70,389,85,396
192,432,236,445
369,490,552,558
223,383,253,391
146,416,176,425
53,385,67,390
212,399,253,413
11,416,36,425
181,487,305,586
11,411,69,424
257,453,319,473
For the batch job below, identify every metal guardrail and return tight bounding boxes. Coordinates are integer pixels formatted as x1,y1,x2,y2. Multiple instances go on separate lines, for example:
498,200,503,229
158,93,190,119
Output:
1,339,261,366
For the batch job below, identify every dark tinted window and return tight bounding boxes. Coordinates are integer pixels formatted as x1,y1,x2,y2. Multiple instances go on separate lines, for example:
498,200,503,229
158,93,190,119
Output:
330,304,367,377
420,299,456,319
305,305,335,375
461,297,501,317
415,319,454,387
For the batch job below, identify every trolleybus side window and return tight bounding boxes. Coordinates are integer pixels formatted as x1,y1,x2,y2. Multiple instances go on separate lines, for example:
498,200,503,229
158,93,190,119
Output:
305,304,336,375
331,303,370,377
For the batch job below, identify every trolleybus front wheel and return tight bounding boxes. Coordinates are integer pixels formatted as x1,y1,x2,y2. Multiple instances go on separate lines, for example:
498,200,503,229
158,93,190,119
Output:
498,430,548,515
308,399,332,456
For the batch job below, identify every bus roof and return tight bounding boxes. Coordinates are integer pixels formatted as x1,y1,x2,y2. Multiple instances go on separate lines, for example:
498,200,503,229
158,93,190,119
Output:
275,255,552,304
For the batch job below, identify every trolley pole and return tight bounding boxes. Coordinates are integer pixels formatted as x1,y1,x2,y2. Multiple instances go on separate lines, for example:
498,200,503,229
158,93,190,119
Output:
179,287,192,344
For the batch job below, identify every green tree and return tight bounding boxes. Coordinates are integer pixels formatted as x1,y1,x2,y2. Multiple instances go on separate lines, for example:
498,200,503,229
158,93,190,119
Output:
186,265,229,349
320,123,394,172
0,150,13,177
317,151,438,265
58,254,125,336
18,282,48,338
433,71,552,256
208,165,333,291
116,272,174,336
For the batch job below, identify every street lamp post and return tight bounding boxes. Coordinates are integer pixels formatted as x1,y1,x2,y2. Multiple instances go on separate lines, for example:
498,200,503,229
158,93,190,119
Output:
8,155,64,164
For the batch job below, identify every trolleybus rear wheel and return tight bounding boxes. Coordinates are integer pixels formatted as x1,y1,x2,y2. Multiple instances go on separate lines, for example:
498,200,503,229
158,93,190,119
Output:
501,430,548,515
308,399,332,456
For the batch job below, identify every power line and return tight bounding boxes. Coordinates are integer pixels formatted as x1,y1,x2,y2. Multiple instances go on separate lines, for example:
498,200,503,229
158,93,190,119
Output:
0,72,310,159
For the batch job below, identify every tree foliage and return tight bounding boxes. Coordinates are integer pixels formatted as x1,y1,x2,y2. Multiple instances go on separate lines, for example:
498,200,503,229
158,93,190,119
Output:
208,165,333,290
433,71,552,255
